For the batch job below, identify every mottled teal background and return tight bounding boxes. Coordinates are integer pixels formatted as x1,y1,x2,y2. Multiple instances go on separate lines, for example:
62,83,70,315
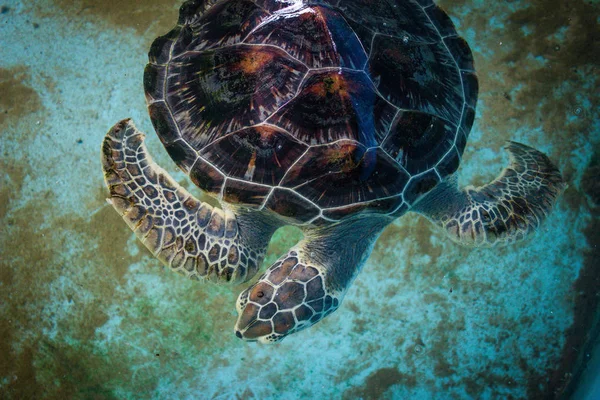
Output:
1,0,599,398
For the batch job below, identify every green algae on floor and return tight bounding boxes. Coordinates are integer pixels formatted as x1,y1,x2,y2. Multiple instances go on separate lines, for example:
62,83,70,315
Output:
40,0,180,38
0,67,42,128
0,185,241,397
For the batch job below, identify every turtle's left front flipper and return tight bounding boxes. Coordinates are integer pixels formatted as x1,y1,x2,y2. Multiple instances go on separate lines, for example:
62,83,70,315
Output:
413,141,566,247
101,119,278,284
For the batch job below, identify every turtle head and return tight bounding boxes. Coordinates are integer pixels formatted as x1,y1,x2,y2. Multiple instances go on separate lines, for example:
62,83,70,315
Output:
234,253,338,343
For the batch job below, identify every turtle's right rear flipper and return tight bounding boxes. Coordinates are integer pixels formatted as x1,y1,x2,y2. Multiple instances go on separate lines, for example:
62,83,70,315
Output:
413,141,566,247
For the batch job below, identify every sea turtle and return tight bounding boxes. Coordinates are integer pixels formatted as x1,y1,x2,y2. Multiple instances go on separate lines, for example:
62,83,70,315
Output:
101,0,565,343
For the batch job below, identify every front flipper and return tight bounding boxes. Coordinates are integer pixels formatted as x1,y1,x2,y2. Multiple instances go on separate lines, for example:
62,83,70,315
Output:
414,141,566,246
101,119,277,283
234,217,389,343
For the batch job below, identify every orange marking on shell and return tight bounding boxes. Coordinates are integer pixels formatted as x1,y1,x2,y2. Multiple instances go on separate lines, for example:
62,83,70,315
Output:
238,49,275,74
253,126,283,167
300,6,327,21
255,124,277,140
273,151,281,168
298,6,330,34
244,151,257,181
326,143,360,173
309,73,350,98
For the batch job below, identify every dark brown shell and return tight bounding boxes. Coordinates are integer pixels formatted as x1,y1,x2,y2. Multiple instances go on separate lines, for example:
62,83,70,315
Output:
144,0,478,224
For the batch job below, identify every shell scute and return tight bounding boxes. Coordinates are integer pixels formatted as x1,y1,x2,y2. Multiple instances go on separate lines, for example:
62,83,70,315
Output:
200,125,308,186
285,146,410,209
382,111,456,175
368,34,463,122
148,101,180,144
457,104,476,153
144,64,166,103
163,140,197,172
189,158,224,196
436,146,461,177
148,27,181,65
425,5,458,38
461,71,479,108
444,36,475,71
403,170,441,205
322,195,403,220
186,0,269,51
337,0,439,44
263,188,320,223
223,179,271,207
280,140,367,188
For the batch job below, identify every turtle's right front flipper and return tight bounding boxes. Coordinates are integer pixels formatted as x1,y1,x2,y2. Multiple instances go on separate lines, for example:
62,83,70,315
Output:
101,119,277,283
413,141,566,246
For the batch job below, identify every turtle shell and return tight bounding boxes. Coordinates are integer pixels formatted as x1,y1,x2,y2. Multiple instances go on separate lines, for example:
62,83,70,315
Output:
144,0,478,224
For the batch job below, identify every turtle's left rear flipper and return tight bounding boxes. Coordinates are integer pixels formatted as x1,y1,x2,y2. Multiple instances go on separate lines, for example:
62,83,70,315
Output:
412,141,566,246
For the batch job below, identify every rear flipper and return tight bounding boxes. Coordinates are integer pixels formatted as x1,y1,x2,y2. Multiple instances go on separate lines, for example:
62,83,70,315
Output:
413,141,566,246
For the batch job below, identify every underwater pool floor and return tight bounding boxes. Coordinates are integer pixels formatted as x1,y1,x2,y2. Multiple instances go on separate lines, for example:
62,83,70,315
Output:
1,0,599,398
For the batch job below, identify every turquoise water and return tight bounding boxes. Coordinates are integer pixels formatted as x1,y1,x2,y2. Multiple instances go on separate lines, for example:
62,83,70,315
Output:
1,0,599,398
